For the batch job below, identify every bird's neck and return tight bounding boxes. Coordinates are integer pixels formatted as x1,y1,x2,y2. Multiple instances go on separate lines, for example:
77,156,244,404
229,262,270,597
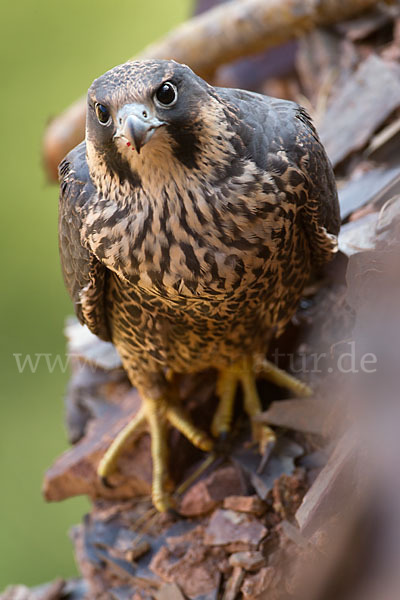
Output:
88,141,240,209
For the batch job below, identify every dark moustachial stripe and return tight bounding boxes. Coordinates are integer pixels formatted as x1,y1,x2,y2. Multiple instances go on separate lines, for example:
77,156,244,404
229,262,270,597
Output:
102,143,141,188
167,125,199,169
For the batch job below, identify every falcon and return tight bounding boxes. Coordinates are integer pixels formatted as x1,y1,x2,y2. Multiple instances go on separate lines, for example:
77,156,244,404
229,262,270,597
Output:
58,59,339,511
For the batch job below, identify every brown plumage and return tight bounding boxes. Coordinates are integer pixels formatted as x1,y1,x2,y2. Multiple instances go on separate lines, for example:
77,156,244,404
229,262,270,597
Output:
58,59,339,510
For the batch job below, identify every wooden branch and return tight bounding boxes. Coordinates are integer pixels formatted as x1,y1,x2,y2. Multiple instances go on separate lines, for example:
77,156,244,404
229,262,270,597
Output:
43,0,383,180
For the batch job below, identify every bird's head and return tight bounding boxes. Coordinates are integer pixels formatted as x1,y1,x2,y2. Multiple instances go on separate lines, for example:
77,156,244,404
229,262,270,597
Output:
86,59,234,193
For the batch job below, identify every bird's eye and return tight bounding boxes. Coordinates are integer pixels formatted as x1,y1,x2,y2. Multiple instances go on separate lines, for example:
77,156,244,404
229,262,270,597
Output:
155,82,177,107
95,103,111,125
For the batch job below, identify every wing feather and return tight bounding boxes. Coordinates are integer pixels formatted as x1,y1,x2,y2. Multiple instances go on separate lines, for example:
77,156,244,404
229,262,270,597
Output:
58,142,111,341
218,88,340,267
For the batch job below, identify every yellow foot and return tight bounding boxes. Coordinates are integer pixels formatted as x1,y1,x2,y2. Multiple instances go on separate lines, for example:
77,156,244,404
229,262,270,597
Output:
254,356,312,398
98,395,213,512
212,355,312,453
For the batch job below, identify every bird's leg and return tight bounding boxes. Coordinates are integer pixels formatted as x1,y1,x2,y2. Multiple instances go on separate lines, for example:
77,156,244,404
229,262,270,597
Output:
211,363,240,437
254,356,312,398
166,403,213,452
240,356,276,451
212,358,276,453
212,357,276,452
213,355,312,453
98,383,213,512
98,405,147,483
145,396,170,512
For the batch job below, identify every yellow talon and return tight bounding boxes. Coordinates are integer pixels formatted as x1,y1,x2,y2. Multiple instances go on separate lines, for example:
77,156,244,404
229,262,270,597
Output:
97,405,147,481
213,355,312,452
254,356,312,397
167,404,213,452
97,393,213,511
98,355,311,511
212,363,240,437
146,399,170,512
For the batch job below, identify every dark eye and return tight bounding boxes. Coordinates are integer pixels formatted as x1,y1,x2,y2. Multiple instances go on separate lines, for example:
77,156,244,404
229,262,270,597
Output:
95,103,111,125
155,82,177,106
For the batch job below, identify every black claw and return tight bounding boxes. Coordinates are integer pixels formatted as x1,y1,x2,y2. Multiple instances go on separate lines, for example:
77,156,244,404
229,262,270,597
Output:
167,506,182,519
215,432,232,456
100,475,116,489
257,439,276,475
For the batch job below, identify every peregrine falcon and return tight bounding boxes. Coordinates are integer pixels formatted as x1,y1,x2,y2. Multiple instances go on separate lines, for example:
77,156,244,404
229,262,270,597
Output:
58,59,339,511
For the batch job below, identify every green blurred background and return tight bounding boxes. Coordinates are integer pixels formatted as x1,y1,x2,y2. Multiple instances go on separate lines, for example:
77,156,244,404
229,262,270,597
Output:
0,0,190,589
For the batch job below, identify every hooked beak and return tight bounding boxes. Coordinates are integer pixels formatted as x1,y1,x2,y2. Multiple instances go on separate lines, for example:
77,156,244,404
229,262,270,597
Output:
114,104,165,153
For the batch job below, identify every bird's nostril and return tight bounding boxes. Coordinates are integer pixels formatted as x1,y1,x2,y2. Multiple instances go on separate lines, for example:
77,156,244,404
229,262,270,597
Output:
142,110,148,118
119,118,122,125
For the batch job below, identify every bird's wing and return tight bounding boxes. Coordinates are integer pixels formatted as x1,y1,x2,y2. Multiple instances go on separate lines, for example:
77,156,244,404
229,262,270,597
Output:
58,141,111,341
289,104,340,265
218,88,340,267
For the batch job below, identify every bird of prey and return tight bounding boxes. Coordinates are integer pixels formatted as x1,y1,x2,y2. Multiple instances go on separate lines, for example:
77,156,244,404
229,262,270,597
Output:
58,59,339,511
